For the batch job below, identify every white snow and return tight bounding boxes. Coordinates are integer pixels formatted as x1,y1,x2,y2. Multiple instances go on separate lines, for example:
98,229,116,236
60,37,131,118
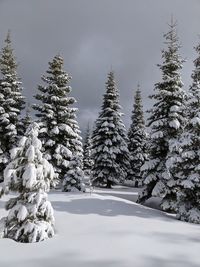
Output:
169,119,180,130
191,117,200,126
0,188,200,266
22,163,37,188
26,145,35,162
170,105,179,112
152,181,166,197
17,205,28,222
51,126,59,135
151,131,164,139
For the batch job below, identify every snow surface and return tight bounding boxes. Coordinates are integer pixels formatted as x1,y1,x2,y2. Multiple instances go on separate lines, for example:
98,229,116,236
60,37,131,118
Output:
0,187,200,267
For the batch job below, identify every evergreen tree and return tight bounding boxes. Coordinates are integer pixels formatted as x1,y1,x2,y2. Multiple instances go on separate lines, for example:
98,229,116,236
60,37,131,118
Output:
168,41,200,223
138,19,186,207
19,103,32,136
83,123,93,176
91,71,130,188
127,85,147,187
33,55,85,191
63,154,85,192
0,31,25,181
0,123,55,243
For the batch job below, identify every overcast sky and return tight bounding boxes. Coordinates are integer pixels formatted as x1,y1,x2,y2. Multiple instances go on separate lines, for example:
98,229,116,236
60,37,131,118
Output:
0,0,199,131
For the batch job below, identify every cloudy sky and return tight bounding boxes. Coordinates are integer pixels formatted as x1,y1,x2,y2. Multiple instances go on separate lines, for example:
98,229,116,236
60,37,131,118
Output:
0,0,199,131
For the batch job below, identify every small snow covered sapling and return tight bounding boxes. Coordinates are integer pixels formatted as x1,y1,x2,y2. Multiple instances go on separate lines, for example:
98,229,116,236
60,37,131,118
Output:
63,154,86,192
0,122,55,243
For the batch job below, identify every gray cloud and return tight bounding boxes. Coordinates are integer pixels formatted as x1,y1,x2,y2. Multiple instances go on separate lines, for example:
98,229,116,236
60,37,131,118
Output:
0,0,199,130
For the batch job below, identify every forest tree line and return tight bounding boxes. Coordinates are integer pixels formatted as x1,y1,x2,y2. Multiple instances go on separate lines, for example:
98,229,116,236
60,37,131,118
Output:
0,17,200,243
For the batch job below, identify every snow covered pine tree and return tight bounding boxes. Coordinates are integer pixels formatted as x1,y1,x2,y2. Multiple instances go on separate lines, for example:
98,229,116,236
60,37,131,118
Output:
169,40,200,223
0,122,55,243
18,104,32,136
127,85,147,187
92,71,130,188
33,55,85,192
137,18,186,209
0,31,25,181
83,124,93,176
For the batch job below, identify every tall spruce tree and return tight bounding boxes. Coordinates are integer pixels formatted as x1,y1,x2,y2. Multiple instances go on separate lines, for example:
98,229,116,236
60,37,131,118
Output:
127,85,147,187
0,123,55,243
0,31,25,181
91,71,130,188
83,123,93,176
138,19,186,206
33,55,85,191
168,41,200,223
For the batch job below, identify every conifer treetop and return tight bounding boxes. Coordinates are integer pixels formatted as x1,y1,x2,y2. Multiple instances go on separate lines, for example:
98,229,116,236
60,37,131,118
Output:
130,84,145,127
101,71,121,114
0,30,18,75
148,18,186,136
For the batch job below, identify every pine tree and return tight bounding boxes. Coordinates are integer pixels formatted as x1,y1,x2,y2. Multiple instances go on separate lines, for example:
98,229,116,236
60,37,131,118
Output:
63,154,85,192
19,103,32,136
127,85,147,187
0,31,25,181
168,41,200,223
83,123,93,176
0,123,55,243
138,19,186,207
91,71,130,188
33,55,85,191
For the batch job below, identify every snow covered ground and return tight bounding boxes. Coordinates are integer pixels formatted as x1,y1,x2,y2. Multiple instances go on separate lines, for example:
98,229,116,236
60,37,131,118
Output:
0,188,200,267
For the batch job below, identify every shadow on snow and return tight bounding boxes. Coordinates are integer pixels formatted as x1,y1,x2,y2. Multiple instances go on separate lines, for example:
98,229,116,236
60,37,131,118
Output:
51,196,173,222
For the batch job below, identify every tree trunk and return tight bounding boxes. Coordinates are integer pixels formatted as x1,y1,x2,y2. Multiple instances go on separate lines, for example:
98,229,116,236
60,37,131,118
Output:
106,180,112,188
